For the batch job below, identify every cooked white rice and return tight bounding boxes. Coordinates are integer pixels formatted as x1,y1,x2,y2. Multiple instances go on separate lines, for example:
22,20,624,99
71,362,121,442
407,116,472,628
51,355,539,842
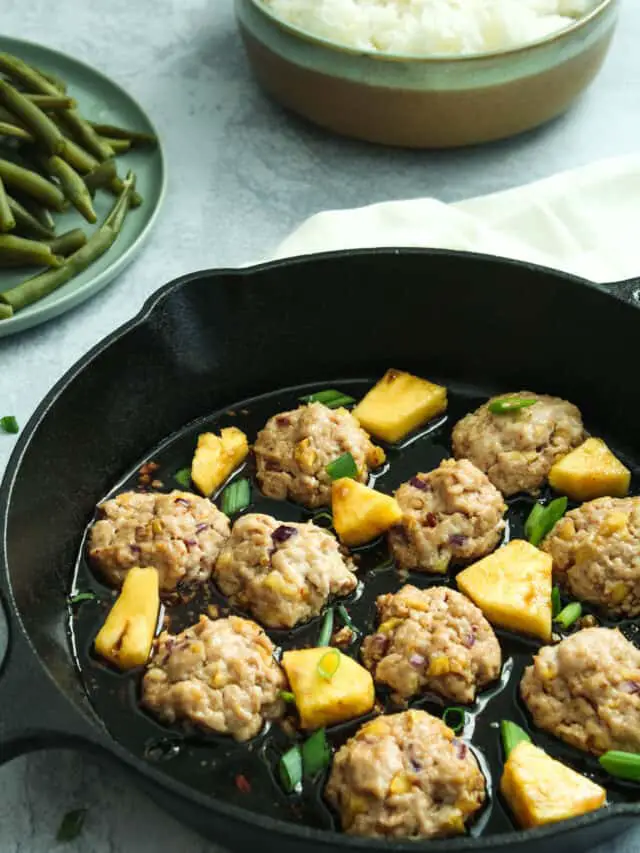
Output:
260,0,599,56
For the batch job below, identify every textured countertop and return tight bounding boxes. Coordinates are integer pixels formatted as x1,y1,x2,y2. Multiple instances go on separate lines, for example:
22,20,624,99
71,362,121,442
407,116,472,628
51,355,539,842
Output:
1,1,639,850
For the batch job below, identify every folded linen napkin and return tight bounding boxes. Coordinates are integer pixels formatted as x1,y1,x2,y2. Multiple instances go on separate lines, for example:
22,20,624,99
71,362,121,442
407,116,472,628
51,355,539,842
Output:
271,154,640,284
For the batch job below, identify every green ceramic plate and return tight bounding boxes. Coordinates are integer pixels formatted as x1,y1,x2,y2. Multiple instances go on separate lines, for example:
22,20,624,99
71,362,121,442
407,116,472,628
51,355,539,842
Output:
0,36,166,338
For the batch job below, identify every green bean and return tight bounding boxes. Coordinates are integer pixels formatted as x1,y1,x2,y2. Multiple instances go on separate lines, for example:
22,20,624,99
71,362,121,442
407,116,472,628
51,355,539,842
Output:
0,173,134,312
89,122,157,147
0,158,65,210
26,94,76,110
0,80,66,155
0,303,13,319
47,228,87,256
84,158,117,194
0,176,16,232
20,198,56,231
0,234,61,267
59,139,142,207
6,195,54,239
45,155,96,223
33,66,67,93
99,137,131,155
0,121,33,142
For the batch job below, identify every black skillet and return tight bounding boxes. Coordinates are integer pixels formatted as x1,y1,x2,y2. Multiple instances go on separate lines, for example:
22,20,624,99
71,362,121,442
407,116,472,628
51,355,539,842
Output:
1,249,639,853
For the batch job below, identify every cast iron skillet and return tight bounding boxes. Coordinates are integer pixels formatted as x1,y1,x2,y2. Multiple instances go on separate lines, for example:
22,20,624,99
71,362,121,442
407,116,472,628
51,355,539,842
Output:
1,249,639,853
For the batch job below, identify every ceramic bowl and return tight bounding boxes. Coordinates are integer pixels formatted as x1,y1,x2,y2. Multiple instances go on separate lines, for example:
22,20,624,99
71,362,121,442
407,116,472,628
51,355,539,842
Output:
235,0,619,148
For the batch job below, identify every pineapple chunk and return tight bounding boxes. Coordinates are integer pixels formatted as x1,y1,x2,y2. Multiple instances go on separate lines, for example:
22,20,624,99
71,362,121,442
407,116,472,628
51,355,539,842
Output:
501,741,606,828
353,369,447,443
332,478,403,547
282,647,375,730
549,438,630,501
95,567,160,669
457,540,552,641
191,426,249,497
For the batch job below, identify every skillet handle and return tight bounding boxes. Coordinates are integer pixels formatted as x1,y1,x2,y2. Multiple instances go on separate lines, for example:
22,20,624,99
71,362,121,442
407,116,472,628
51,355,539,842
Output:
603,277,640,305
0,587,100,765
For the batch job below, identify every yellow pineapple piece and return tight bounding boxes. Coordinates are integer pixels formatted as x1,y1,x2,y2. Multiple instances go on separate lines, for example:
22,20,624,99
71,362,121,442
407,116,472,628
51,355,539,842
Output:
353,369,447,443
191,426,249,497
331,478,403,546
548,438,630,502
501,741,606,828
282,647,375,730
95,567,160,670
457,540,552,641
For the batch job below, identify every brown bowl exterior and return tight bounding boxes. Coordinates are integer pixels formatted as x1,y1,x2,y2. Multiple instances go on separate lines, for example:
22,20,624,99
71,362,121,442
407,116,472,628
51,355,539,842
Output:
236,0,619,148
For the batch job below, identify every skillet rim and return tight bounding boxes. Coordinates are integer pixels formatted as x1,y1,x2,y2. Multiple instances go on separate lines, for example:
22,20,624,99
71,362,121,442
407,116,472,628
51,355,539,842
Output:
1,246,639,850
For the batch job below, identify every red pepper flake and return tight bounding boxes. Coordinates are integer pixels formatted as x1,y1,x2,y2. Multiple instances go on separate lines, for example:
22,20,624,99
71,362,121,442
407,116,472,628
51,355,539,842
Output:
235,774,252,794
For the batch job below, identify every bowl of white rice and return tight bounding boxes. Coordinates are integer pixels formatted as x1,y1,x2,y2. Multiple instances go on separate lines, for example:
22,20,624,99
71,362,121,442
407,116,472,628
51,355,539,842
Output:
235,0,619,147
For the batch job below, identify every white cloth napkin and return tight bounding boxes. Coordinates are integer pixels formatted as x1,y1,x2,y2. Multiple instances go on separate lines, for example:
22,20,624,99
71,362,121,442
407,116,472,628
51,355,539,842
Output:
271,153,640,284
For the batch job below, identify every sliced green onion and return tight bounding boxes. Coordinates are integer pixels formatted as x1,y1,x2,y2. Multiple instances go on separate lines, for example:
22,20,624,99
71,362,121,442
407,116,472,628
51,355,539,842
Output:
501,720,531,757
312,511,334,528
317,648,341,681
302,728,331,777
525,497,568,547
488,397,537,415
56,808,87,842
221,478,251,516
69,591,97,605
318,608,334,646
551,586,562,618
337,604,357,632
174,467,191,488
280,690,296,703
443,707,466,735
326,452,358,481
300,389,356,409
554,601,582,630
279,746,303,793
599,750,640,782
0,415,19,434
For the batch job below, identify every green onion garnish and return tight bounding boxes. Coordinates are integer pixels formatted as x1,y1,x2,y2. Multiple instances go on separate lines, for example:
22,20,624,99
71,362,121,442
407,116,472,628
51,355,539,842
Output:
443,707,466,735
0,415,19,434
300,390,356,409
69,592,97,605
318,608,334,646
525,497,568,547
174,467,191,488
337,604,357,632
551,586,562,618
302,728,331,777
501,720,531,757
599,750,640,782
56,808,88,842
221,478,251,516
317,648,341,681
280,690,296,703
312,511,334,528
554,601,582,630
279,746,303,793
326,452,358,481
488,398,537,415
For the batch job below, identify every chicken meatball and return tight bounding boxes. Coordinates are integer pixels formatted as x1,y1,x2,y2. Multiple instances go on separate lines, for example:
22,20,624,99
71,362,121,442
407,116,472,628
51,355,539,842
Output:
521,627,640,755
213,513,357,628
388,459,506,573
88,490,230,592
325,710,485,839
142,615,286,741
361,585,501,704
542,496,640,616
452,392,585,496
254,402,385,508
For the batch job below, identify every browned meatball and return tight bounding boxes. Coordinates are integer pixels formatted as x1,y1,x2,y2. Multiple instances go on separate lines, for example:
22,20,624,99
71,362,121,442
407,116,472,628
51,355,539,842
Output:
88,490,230,592
388,459,506,573
254,402,385,508
542,496,640,616
142,615,286,741
452,392,585,496
361,585,501,703
325,710,485,839
213,513,357,628
521,627,640,755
